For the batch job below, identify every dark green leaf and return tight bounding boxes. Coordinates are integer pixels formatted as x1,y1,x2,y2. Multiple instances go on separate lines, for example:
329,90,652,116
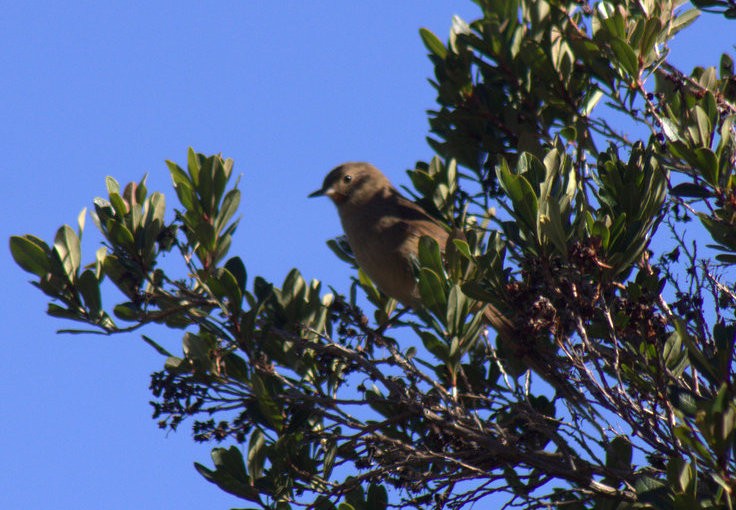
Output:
366,483,388,510
141,334,173,357
670,182,712,198
183,332,213,371
497,161,539,235
418,331,449,362
9,235,51,278
251,373,284,430
417,267,447,314
225,256,248,292
113,302,140,322
47,303,79,319
606,435,632,472
194,446,262,503
77,270,101,317
693,148,718,185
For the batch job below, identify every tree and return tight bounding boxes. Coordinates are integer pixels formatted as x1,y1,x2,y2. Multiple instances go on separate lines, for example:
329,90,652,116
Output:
9,0,736,508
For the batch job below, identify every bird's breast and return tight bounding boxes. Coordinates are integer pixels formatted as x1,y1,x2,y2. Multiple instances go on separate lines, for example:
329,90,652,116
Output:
338,207,420,306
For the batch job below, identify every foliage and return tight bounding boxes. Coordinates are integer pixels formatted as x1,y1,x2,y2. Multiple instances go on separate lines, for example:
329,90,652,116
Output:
10,0,736,509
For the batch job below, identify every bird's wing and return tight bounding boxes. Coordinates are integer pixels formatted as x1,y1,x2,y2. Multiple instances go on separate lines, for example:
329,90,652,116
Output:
390,194,449,246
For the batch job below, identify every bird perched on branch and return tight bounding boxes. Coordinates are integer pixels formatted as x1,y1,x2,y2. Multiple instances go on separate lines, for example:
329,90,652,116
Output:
308,161,513,338
310,162,589,411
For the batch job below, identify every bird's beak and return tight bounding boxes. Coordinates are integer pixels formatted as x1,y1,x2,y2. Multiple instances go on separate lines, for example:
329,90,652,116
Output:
309,186,345,203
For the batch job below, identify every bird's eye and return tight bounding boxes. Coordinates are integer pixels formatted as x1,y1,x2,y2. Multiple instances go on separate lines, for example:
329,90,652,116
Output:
343,174,352,184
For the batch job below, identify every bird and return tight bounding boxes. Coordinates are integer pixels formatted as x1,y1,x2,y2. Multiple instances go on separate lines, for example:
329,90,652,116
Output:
309,162,593,412
308,161,515,339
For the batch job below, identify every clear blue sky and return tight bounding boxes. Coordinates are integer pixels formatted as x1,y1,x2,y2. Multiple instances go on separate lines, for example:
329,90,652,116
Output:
1,3,733,509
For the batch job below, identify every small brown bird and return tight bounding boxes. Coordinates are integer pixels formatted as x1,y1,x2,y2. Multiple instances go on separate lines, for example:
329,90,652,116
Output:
309,162,514,339
310,162,591,410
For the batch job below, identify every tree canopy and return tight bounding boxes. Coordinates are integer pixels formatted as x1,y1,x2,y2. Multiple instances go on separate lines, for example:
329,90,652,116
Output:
10,0,736,508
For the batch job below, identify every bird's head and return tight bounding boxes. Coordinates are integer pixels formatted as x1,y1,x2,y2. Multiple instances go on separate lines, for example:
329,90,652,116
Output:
309,162,392,207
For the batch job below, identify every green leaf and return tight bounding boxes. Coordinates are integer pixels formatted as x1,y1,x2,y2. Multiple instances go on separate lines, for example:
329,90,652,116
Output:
198,158,214,216
661,118,683,143
167,161,197,211
326,236,357,266
164,356,186,373
418,331,449,362
417,235,444,274
47,303,79,319
583,89,604,116
610,37,638,78
670,386,698,417
417,267,447,315
212,157,228,205
498,163,539,236
113,302,139,322
280,268,307,308
446,285,468,336
322,440,337,480
366,483,388,510
109,192,128,218
662,331,689,376
715,253,736,264
187,147,201,186
694,106,713,147
141,335,173,357
693,148,718,185
106,220,135,249
195,222,216,250
538,198,568,257
667,456,694,494
225,256,247,292
419,28,447,59
638,18,661,61
135,174,148,204
145,192,166,226
208,267,243,310
194,446,262,503
251,373,284,430
77,270,101,318
634,475,669,507
450,238,472,259
54,225,81,282
183,332,213,371
224,352,250,383
77,208,87,238
247,429,267,481
670,8,700,35
105,175,120,195
676,319,721,385
215,188,241,235
670,182,711,198
606,435,632,472
9,235,51,278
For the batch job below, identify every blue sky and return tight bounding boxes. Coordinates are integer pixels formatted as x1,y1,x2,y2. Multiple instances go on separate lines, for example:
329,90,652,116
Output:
1,3,733,509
